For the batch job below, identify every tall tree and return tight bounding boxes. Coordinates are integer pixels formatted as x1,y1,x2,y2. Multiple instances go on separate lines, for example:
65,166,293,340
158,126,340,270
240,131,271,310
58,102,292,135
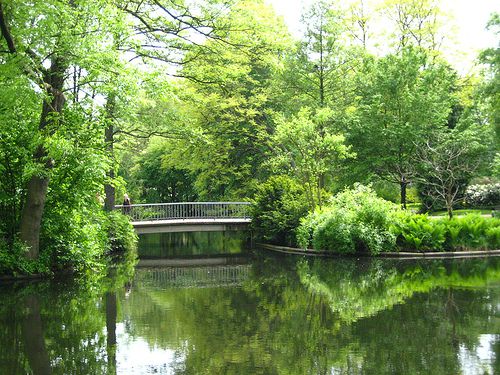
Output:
279,0,359,115
0,0,123,258
163,0,291,199
349,48,456,208
479,13,500,147
381,0,445,52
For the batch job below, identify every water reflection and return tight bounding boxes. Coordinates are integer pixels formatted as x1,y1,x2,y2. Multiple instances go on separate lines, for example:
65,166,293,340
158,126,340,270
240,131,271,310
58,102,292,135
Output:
138,231,250,259
1,256,500,374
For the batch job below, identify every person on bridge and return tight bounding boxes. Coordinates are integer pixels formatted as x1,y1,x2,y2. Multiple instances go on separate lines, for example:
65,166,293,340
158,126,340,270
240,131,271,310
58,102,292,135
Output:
122,193,131,214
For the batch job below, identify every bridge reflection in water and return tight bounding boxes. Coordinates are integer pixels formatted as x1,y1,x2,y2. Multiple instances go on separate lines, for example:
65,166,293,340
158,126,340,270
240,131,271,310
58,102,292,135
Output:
136,230,252,267
136,264,252,288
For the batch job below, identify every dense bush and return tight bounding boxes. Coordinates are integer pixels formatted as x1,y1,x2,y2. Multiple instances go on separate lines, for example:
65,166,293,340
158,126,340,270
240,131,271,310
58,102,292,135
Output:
465,183,500,207
297,185,398,255
251,176,309,246
295,186,499,254
104,211,138,257
443,215,499,250
0,239,50,276
390,212,446,251
391,213,500,252
0,209,137,277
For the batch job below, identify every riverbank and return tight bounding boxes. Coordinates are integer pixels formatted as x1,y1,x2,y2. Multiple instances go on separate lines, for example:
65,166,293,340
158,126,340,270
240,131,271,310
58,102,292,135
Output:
259,243,500,260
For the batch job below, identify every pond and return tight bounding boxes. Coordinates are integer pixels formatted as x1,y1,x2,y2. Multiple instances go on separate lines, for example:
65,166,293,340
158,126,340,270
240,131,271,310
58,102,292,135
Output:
1,232,500,374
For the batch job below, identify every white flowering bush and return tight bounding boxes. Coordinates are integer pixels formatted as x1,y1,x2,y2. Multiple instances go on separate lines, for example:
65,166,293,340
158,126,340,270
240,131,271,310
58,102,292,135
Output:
465,183,500,206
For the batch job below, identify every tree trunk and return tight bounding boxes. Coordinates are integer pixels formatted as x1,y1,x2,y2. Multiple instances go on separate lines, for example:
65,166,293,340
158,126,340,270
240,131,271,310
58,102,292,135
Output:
446,197,453,219
19,57,66,259
19,174,50,259
104,95,116,212
400,175,407,210
21,295,51,375
106,291,117,375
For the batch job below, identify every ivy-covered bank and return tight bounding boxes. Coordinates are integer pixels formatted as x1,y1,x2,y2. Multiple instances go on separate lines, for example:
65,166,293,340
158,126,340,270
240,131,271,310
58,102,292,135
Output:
0,211,137,279
251,184,500,255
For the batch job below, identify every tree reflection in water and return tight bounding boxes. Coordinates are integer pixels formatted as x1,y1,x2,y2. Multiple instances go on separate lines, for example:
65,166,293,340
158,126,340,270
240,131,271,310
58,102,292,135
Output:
0,256,499,374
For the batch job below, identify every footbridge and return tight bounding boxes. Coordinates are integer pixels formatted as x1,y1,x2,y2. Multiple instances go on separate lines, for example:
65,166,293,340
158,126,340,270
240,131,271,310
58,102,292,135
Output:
116,202,252,234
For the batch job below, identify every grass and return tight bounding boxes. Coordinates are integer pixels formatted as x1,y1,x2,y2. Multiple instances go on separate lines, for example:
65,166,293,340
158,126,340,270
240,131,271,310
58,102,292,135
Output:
429,209,494,217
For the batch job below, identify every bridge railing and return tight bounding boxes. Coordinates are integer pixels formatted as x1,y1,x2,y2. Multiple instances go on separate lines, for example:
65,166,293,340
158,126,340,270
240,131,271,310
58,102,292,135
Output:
115,202,252,222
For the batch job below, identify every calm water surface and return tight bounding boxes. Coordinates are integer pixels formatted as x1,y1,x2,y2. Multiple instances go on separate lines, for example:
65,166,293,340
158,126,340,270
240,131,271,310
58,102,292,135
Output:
1,232,500,374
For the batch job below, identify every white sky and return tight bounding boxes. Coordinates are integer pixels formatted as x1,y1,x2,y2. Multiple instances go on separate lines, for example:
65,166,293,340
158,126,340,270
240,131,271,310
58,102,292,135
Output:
265,0,499,74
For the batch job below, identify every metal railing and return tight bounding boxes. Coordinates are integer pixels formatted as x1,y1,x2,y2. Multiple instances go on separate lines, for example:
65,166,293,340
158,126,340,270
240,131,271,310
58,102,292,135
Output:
137,265,251,288
115,202,252,222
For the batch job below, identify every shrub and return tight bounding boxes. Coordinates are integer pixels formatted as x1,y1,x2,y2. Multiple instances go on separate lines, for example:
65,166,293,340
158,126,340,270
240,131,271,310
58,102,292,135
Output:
390,213,446,252
0,239,50,276
390,213,500,252
104,211,138,257
251,176,309,246
444,214,498,250
296,208,331,249
298,185,398,255
465,183,500,207
40,206,137,274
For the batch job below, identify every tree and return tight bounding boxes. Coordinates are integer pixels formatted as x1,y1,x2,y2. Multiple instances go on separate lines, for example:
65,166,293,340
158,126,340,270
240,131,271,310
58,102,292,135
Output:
415,130,486,218
279,0,360,116
131,140,197,203
162,0,291,200
381,0,446,52
270,107,354,209
0,0,125,258
349,48,456,208
479,13,500,169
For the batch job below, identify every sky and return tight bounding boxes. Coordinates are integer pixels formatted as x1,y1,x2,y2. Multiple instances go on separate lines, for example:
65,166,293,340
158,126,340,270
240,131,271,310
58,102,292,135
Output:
265,0,499,74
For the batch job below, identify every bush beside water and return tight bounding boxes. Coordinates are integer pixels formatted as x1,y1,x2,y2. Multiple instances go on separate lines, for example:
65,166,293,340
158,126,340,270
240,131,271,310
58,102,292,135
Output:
253,184,500,254
391,213,499,252
250,176,309,247
297,185,397,255
0,210,137,277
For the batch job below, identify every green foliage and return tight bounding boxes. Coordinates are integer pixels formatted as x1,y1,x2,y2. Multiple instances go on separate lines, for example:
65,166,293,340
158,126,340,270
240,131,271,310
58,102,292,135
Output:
390,212,447,251
391,213,500,251
298,185,398,255
444,215,499,250
0,239,50,276
372,181,419,204
270,107,354,209
104,211,138,256
348,47,457,204
251,176,309,246
165,0,292,200
130,141,197,203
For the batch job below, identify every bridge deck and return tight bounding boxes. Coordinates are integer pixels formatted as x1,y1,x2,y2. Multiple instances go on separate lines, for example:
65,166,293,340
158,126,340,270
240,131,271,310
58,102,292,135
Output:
132,218,251,234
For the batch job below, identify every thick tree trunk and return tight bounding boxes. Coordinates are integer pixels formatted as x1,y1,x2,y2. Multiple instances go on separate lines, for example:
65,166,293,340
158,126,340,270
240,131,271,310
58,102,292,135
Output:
19,57,66,259
19,175,50,259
